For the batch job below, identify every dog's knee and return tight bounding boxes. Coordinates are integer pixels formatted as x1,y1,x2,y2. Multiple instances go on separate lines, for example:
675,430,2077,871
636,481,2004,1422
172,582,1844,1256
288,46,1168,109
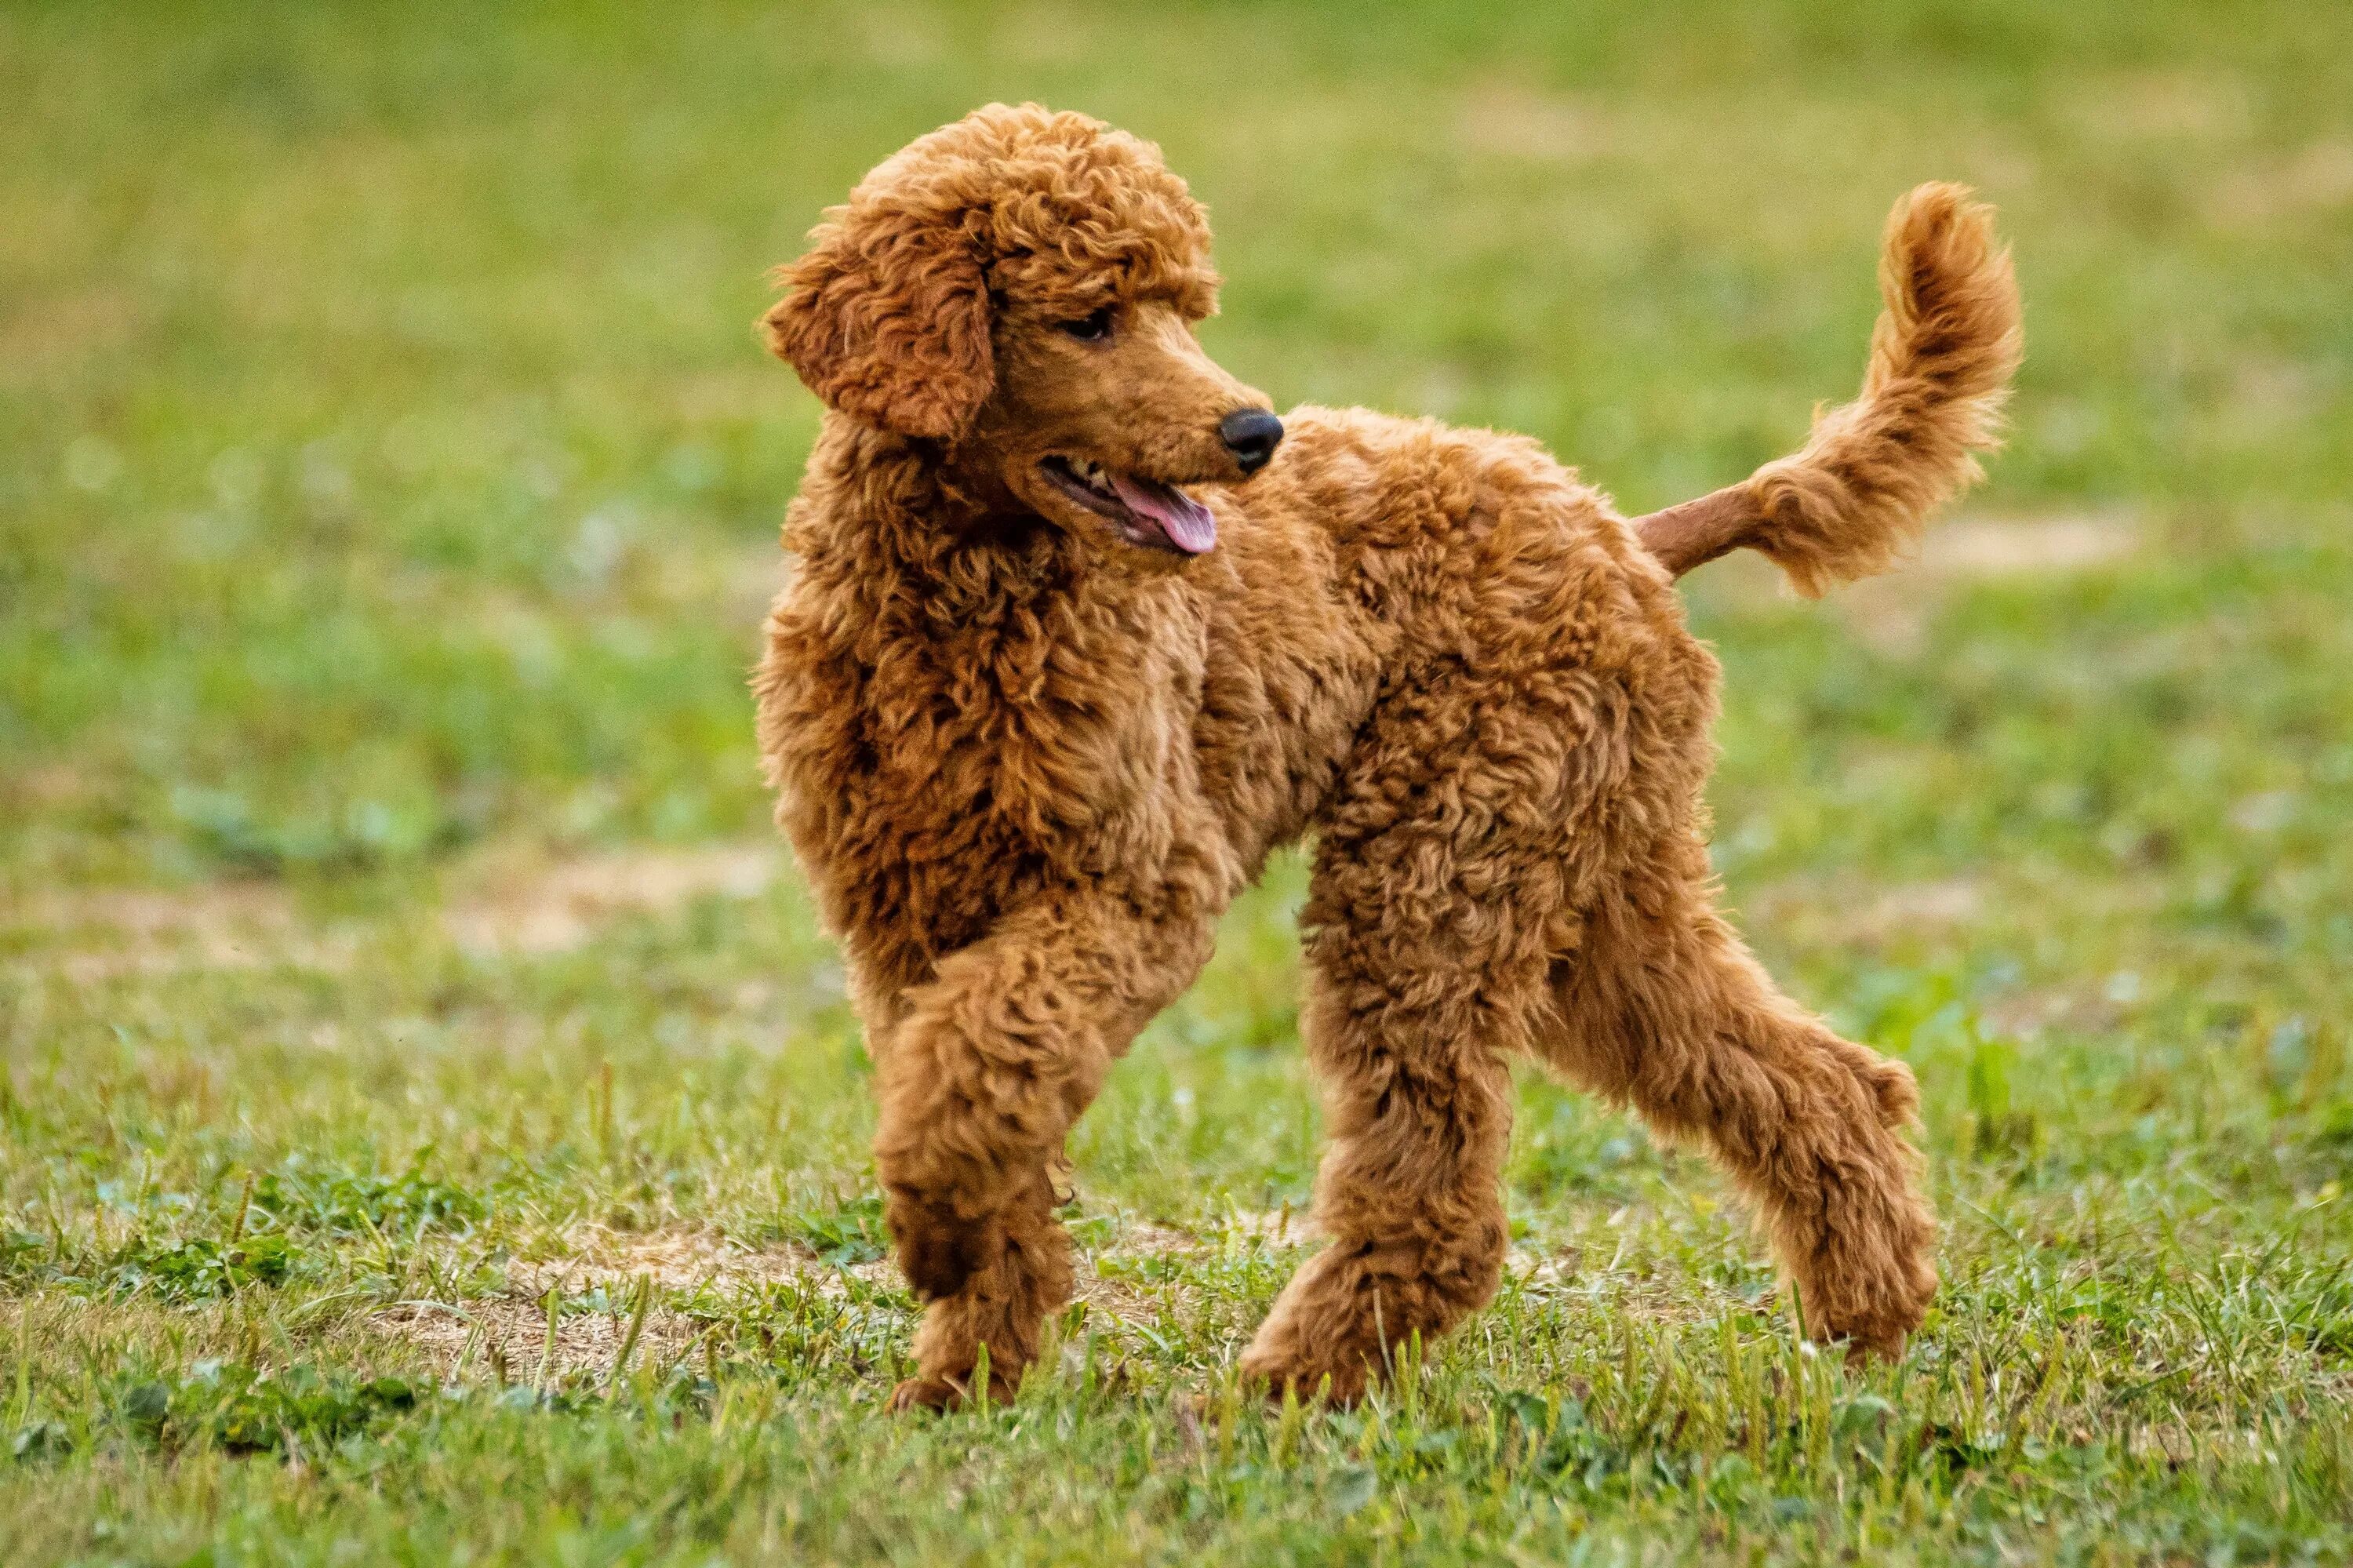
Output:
885,1186,1002,1301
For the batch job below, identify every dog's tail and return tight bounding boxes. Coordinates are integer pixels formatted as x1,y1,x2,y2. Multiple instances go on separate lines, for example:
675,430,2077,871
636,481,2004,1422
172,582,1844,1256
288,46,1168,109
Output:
1634,183,2023,595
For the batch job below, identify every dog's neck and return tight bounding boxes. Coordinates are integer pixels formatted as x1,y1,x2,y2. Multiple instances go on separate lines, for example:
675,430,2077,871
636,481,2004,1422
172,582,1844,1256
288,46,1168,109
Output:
787,417,1102,619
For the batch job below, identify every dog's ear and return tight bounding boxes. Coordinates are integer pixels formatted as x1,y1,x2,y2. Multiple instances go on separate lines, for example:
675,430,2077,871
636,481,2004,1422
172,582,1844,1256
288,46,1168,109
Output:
762,206,993,441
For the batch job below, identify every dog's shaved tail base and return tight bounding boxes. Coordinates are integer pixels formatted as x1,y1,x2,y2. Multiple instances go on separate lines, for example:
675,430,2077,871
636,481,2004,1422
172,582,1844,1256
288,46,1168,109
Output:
1635,182,2023,595
1631,483,1759,578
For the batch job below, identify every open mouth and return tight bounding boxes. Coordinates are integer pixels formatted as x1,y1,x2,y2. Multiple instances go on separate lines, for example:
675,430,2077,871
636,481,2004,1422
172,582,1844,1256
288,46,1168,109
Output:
1038,457,1217,555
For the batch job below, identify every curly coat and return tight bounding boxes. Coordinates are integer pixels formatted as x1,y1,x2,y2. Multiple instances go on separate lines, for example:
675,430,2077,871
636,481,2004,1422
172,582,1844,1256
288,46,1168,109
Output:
755,104,2022,1408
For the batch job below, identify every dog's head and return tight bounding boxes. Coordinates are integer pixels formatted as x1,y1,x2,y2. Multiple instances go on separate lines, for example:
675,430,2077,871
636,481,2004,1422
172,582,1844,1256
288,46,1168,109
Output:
764,104,1280,557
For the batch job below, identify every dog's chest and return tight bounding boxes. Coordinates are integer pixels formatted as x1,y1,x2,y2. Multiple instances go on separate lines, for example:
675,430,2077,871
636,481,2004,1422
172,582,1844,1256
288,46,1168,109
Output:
762,578,1215,965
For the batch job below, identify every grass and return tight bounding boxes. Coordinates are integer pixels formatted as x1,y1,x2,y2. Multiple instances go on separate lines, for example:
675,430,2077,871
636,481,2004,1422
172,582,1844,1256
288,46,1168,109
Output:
3,0,2351,1561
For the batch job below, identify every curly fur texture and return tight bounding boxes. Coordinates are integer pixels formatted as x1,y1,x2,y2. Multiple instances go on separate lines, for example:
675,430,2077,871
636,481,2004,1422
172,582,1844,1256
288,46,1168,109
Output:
1635,183,2023,592
756,104,2000,1409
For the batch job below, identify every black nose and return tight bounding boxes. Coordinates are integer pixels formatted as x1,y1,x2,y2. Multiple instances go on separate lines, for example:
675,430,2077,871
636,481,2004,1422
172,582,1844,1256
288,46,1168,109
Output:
1219,408,1283,475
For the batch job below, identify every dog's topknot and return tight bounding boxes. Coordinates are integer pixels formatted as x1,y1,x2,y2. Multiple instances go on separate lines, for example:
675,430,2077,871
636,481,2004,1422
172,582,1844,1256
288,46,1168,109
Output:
859,104,1219,308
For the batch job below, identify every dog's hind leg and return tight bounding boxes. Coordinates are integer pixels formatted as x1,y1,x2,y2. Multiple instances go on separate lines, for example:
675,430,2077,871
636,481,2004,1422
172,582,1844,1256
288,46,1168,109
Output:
1539,833,1938,1357
871,888,1218,1408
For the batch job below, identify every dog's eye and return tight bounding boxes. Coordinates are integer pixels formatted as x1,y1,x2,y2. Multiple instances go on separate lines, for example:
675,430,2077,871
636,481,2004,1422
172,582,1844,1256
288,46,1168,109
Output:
1056,307,1115,342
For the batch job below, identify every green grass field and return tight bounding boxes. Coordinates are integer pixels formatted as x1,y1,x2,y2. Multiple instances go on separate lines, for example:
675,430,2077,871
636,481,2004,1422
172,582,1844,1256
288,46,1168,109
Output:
5,1,2352,1561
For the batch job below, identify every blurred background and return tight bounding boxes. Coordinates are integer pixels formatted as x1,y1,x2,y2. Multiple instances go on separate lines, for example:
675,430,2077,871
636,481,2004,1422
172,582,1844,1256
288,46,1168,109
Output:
6,0,2348,893
4,2,2352,1557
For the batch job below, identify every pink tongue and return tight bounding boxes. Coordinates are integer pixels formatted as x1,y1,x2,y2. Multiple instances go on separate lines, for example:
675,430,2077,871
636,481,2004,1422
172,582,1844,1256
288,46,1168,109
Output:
1110,473,1217,554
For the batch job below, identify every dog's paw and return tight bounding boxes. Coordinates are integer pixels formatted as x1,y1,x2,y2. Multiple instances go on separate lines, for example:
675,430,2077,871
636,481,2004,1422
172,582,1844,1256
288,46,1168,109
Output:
1236,1350,1365,1410
1801,1222,1938,1364
887,1371,1016,1413
887,1376,962,1413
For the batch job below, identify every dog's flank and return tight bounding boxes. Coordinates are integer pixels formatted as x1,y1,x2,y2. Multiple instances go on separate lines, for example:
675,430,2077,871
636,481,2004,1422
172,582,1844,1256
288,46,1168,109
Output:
1636,183,2023,592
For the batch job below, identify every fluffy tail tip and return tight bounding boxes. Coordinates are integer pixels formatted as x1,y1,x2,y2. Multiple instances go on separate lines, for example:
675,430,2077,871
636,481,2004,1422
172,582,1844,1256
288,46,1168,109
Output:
1744,181,2024,596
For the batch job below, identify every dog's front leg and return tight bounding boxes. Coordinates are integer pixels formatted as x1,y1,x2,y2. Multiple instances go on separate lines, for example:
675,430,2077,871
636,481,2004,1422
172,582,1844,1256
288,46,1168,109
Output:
870,889,1216,1408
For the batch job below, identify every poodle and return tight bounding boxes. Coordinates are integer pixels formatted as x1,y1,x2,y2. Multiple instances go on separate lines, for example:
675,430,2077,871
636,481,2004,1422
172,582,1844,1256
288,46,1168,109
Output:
754,104,2021,1409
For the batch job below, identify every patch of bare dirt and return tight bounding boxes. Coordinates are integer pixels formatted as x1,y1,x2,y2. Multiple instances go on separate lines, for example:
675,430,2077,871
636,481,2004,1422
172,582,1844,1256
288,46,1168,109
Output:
507,1223,819,1292
2065,69,2252,144
440,842,780,955
376,1217,1189,1378
380,1225,855,1384
1069,1217,1201,1320
1456,85,1614,162
1917,516,2138,577
1,762,96,813
376,1210,1333,1378
1979,985,2133,1043
1210,1207,1318,1247
8,881,347,981
1702,512,2140,642
1072,1266,1163,1324
379,1294,704,1385
1866,879,1985,929
0,286,147,381
1743,875,1988,950
1837,515,2139,654
1073,1210,1323,1330
2209,139,2353,224
1504,1242,1585,1290
10,840,787,980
